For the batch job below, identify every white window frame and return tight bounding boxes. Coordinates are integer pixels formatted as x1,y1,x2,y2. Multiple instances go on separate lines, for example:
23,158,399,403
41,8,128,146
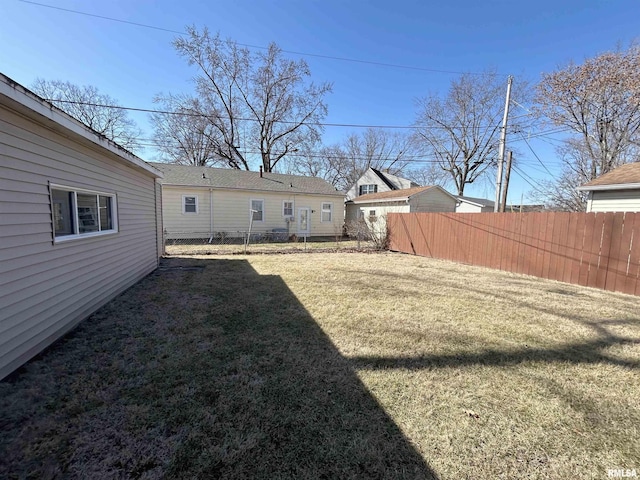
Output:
321,202,333,223
50,183,118,243
359,184,377,195
251,199,265,222
283,200,294,218
182,195,199,215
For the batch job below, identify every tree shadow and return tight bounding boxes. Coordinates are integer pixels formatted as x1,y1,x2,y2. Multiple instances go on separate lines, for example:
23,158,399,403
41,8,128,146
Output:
0,258,437,479
349,317,640,372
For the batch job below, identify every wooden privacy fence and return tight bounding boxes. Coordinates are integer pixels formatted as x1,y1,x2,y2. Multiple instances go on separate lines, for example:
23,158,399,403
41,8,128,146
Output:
387,212,640,296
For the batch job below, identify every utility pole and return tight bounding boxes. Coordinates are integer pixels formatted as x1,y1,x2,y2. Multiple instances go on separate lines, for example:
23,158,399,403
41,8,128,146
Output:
500,151,513,212
494,75,513,212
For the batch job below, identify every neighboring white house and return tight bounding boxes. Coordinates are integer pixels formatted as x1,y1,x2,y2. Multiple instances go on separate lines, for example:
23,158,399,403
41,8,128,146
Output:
455,196,495,213
0,73,163,380
345,167,419,201
577,162,640,212
151,163,345,239
345,186,457,234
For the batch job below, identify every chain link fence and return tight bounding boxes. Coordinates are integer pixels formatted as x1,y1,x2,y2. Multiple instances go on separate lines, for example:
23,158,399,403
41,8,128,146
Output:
163,230,380,255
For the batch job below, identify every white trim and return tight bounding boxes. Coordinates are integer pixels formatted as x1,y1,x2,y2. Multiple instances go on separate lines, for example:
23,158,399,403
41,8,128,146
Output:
250,198,265,222
321,202,333,222
349,197,411,205
50,183,118,243
455,196,494,208
577,183,640,192
0,74,161,179
159,182,345,197
182,194,199,215
282,200,294,218
349,186,456,205
297,207,311,235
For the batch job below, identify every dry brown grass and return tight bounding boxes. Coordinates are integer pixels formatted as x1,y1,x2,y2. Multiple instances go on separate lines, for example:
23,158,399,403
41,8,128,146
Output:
1,252,639,479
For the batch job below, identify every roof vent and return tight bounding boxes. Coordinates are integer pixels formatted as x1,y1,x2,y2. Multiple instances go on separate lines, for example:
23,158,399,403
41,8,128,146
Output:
202,173,206,179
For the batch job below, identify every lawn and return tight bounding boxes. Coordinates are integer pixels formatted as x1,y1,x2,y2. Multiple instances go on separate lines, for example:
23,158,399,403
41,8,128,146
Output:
1,252,639,479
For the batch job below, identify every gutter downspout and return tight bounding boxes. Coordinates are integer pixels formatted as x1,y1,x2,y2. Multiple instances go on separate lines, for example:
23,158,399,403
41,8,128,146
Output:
208,188,214,243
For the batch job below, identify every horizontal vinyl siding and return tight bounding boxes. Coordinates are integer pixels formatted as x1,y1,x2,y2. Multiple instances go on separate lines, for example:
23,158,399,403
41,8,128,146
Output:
589,190,640,212
162,186,344,238
345,169,393,201
410,189,456,212
0,103,159,379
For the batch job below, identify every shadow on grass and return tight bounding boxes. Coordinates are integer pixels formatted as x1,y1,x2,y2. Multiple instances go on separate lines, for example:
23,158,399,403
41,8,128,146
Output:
0,258,436,479
350,317,640,371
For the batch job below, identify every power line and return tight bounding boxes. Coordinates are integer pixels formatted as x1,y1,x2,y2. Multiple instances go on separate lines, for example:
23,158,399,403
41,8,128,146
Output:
43,98,507,130
510,164,545,193
519,133,556,178
16,0,503,76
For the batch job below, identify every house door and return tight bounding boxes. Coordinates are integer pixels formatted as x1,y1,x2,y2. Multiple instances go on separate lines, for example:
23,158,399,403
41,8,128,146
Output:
297,207,310,237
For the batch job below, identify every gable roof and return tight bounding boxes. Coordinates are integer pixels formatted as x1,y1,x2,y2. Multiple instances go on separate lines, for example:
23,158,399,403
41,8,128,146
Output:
348,186,453,204
456,195,495,208
0,73,161,178
151,163,344,196
371,168,397,190
577,162,640,191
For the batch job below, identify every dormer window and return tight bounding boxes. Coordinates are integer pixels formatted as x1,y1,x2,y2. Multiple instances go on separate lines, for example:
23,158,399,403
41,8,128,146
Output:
359,184,377,195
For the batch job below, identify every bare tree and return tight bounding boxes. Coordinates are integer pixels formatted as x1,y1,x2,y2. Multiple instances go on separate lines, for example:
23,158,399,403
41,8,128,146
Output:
292,128,414,191
534,44,640,208
150,93,225,166
414,71,527,195
31,79,143,152
405,162,450,188
291,144,350,189
171,27,332,172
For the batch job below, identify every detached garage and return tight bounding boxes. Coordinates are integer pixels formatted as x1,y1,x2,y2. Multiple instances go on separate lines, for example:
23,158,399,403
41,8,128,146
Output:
0,73,163,379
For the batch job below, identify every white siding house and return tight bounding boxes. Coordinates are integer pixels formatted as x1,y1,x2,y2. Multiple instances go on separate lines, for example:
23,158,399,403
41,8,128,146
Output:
0,74,163,380
345,186,457,233
152,163,345,239
345,167,418,201
455,196,495,213
577,162,640,212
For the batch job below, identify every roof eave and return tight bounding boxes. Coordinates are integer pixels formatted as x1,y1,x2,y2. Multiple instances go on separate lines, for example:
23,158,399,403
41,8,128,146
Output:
350,197,410,204
0,73,162,178
577,183,640,192
160,182,345,196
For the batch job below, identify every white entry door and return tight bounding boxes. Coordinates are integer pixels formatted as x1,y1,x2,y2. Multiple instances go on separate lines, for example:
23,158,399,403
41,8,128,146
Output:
297,207,310,236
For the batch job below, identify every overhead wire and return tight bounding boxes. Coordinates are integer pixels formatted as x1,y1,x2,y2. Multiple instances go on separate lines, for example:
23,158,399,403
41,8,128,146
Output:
15,0,502,76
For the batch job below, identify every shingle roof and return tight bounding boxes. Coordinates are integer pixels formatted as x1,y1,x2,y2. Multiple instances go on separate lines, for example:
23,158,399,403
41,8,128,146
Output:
578,162,640,190
348,186,436,203
456,195,495,207
150,163,344,196
371,168,397,190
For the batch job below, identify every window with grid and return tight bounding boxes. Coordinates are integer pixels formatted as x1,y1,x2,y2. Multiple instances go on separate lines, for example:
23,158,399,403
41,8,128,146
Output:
182,195,198,214
359,184,378,195
283,201,293,217
321,203,332,222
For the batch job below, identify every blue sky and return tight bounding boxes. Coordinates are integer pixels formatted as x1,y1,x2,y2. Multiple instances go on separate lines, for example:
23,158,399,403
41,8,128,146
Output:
2,0,639,202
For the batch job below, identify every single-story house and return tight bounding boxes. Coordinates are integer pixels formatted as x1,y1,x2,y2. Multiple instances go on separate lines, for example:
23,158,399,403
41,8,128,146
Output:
345,167,419,201
455,195,495,213
577,162,640,212
345,186,457,233
0,73,163,380
151,163,345,239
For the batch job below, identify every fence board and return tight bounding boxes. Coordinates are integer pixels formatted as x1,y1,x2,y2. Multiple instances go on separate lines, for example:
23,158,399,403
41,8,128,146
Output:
605,213,626,292
387,211,640,297
569,214,586,285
